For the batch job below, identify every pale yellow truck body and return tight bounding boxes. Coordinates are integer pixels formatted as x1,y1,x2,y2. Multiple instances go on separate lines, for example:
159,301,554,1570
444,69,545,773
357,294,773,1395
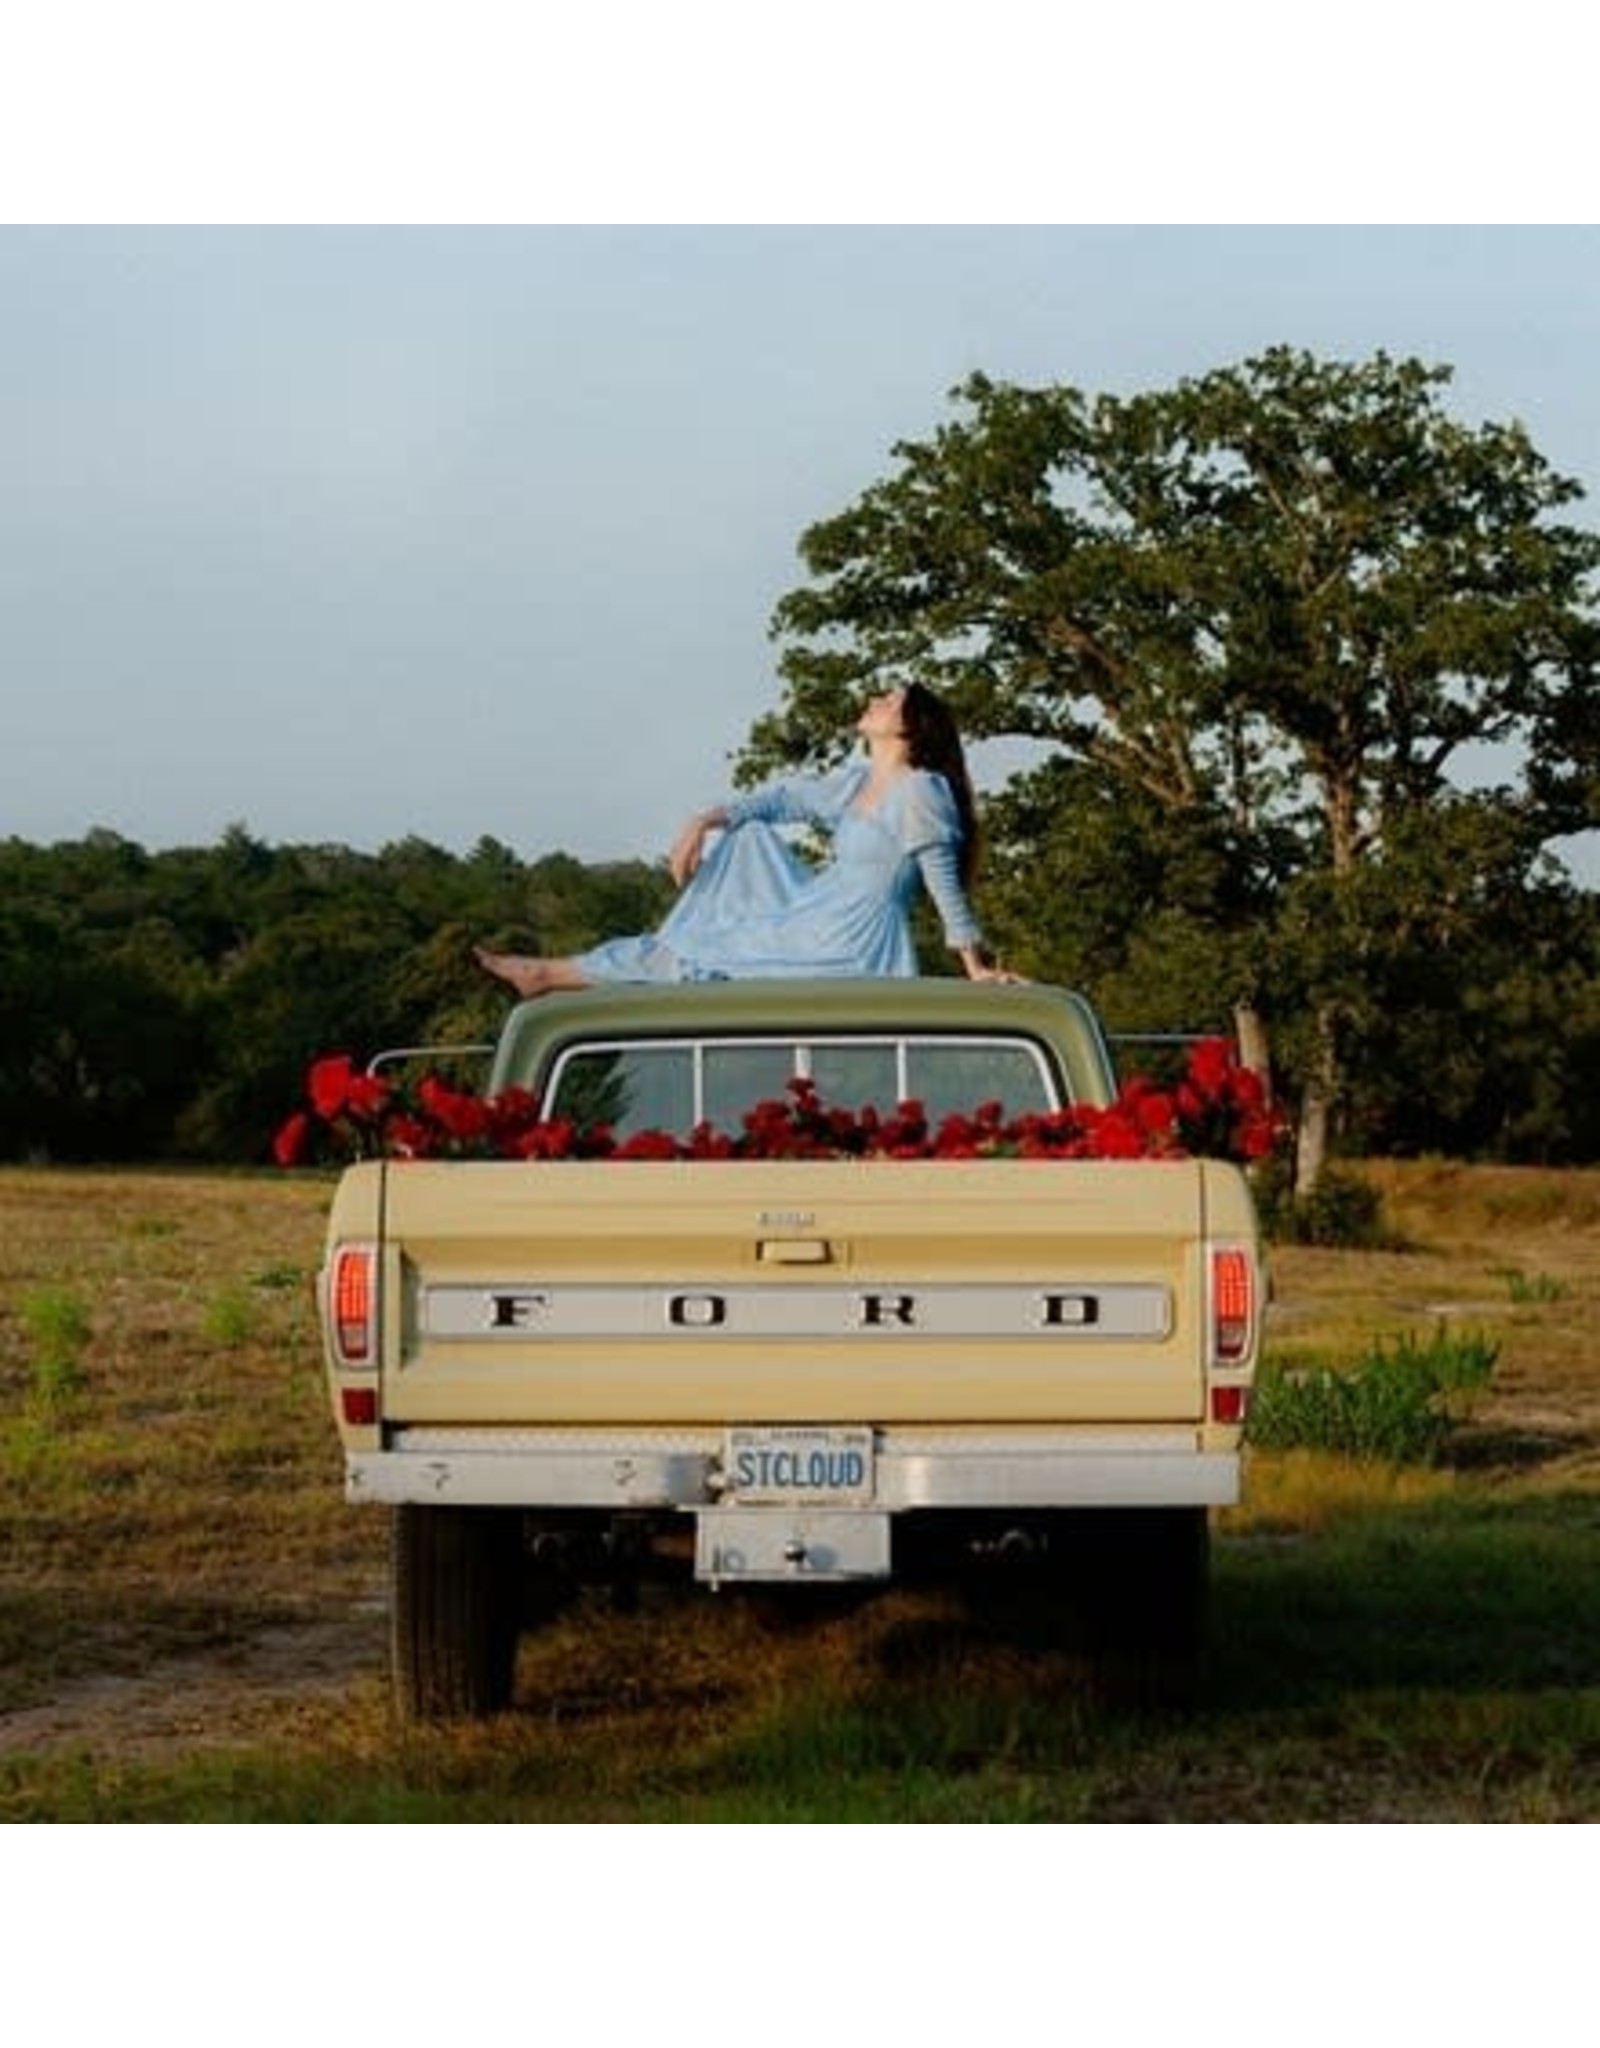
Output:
316,980,1263,1716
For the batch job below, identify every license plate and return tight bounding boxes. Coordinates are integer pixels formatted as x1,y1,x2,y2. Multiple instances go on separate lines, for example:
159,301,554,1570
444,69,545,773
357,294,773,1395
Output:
725,1425,875,1505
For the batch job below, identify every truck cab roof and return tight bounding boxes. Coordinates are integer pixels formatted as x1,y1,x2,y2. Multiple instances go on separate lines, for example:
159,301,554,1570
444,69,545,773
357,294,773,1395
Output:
486,978,1118,1112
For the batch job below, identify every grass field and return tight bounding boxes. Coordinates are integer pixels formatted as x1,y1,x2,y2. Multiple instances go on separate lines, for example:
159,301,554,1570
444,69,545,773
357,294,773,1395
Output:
1,1159,1597,1822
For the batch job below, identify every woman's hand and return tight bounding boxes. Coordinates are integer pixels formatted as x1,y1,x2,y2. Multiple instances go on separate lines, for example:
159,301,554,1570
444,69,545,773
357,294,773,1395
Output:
957,945,1027,985
668,808,727,888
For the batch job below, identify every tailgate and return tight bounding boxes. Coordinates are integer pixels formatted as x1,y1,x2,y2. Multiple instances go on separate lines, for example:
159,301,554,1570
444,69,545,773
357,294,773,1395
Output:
363,1158,1216,1426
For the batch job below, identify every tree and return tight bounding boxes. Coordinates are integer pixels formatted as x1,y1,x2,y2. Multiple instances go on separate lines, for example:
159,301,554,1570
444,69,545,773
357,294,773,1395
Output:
751,349,1600,1184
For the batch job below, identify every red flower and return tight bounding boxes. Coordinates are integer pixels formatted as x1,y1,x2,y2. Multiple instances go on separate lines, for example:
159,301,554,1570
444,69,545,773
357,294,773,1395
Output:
1123,1080,1179,1142
385,1114,438,1158
871,1099,928,1157
1187,1037,1233,1094
611,1128,684,1161
512,1116,581,1160
1226,1066,1267,1114
418,1076,490,1144
345,1072,394,1123
486,1088,541,1152
931,1123,984,1158
933,1111,982,1154
272,1111,311,1168
1083,1107,1147,1158
308,1055,356,1120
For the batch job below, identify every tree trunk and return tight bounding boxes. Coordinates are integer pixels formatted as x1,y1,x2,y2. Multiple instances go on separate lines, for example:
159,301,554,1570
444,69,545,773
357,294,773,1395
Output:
1294,1004,1340,1194
1295,1084,1330,1194
1232,1002,1272,1101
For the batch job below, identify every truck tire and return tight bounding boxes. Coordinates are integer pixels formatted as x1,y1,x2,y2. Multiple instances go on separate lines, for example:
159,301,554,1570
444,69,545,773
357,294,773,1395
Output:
1086,1506,1211,1707
391,1504,522,1721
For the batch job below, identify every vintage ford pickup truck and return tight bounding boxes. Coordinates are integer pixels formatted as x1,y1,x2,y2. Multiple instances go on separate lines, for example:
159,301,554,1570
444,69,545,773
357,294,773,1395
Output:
314,978,1265,1717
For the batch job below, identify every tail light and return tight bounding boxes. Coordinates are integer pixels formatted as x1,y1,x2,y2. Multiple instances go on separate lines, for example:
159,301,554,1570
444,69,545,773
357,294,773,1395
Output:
330,1244,377,1365
1210,1245,1255,1365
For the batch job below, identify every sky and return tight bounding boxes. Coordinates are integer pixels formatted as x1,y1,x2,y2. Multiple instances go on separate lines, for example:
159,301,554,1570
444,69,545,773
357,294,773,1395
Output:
3,224,1598,876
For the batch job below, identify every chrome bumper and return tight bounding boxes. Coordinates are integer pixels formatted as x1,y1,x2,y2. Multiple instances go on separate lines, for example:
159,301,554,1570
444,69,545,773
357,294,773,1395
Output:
347,1426,1240,1512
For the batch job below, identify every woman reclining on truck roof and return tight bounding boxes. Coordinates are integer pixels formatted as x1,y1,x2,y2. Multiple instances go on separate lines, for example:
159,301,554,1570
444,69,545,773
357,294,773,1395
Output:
474,683,1019,996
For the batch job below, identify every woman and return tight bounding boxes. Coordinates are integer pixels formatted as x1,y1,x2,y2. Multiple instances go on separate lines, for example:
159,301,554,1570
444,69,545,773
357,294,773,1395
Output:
475,683,1017,995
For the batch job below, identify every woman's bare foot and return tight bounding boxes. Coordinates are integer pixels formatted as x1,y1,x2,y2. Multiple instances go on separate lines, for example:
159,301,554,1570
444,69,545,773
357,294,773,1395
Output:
473,948,555,997
472,948,588,998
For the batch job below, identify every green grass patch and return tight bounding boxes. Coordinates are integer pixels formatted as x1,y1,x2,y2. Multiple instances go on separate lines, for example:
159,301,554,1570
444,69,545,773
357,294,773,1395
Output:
251,1262,309,1292
1249,1326,1498,1464
200,1288,258,1348
1496,1267,1569,1305
18,1288,92,1408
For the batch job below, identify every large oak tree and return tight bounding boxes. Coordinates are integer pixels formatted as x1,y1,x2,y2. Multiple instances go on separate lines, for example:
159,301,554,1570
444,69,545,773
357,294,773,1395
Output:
746,349,1600,1184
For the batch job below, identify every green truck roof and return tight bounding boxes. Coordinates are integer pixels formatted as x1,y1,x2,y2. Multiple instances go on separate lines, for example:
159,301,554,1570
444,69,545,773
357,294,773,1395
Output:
486,977,1117,1103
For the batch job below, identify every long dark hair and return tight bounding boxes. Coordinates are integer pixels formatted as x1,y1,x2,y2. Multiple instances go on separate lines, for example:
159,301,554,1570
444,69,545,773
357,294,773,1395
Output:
901,681,979,888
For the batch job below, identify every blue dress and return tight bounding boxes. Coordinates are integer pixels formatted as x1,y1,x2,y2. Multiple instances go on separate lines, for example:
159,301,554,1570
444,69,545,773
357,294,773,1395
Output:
574,763,983,983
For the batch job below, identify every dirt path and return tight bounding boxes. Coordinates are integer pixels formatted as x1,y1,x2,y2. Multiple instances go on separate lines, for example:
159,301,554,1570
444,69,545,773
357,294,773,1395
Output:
0,1608,387,1763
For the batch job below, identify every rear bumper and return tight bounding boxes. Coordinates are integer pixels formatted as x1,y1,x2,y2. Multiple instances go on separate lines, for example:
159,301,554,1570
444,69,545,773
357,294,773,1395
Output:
346,1426,1241,1512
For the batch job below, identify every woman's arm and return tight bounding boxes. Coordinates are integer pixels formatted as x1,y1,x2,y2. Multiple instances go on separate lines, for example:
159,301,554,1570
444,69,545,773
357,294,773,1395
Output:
909,786,1023,983
668,807,729,887
669,771,850,887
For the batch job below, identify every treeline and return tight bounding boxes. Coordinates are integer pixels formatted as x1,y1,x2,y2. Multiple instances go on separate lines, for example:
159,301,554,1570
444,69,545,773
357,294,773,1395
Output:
2,822,1599,1169
0,826,673,1165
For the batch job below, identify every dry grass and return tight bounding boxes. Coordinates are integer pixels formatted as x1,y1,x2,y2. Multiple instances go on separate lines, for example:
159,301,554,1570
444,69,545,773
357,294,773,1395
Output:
2,1159,1597,1820
0,1168,386,1721
1247,1160,1600,1518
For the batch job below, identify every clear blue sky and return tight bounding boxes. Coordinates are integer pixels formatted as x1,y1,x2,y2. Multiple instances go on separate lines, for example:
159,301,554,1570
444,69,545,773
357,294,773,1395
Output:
3,226,1596,873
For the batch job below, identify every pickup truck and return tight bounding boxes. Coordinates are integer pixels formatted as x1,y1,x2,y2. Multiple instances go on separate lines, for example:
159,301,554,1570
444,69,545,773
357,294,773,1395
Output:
313,978,1264,1717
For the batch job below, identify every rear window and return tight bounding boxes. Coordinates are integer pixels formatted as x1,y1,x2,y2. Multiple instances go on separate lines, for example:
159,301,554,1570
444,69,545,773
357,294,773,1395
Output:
543,1035,1061,1140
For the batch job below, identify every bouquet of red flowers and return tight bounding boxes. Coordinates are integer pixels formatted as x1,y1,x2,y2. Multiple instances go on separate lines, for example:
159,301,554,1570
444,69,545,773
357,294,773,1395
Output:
273,1039,1281,1170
